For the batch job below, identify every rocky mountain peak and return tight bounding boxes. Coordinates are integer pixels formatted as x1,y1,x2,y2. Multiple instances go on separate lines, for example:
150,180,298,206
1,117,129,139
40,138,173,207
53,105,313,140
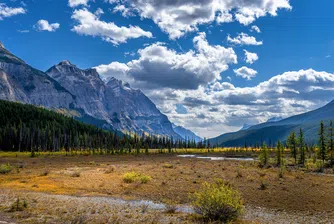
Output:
0,41,4,49
58,60,74,67
107,77,131,89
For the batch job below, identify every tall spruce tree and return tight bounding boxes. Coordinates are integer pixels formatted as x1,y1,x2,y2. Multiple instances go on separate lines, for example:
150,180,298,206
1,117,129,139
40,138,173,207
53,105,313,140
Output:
276,140,284,167
318,121,327,164
287,131,298,164
259,143,269,167
328,120,334,166
298,128,305,166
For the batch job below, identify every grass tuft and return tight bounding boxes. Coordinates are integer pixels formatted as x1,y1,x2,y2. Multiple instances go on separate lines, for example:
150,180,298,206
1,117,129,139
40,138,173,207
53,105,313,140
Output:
123,172,152,184
0,163,12,174
162,163,174,169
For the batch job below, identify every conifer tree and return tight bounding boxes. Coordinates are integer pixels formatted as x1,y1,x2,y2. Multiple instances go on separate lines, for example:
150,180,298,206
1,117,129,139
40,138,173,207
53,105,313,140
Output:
298,128,305,166
276,140,284,167
318,121,327,164
287,131,298,164
328,120,334,166
259,143,269,167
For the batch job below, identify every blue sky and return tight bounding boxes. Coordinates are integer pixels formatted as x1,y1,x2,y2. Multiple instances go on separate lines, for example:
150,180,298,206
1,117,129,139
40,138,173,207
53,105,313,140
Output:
1,0,334,137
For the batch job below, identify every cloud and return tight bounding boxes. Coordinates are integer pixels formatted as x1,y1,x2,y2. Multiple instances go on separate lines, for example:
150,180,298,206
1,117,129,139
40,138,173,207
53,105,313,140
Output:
68,0,89,8
96,61,334,137
95,8,104,16
17,29,30,33
234,66,257,80
113,4,134,17
97,32,237,90
0,3,26,20
107,0,291,39
34,20,60,32
227,33,263,45
244,50,259,64
94,61,130,83
178,69,334,137
250,25,261,33
71,8,152,45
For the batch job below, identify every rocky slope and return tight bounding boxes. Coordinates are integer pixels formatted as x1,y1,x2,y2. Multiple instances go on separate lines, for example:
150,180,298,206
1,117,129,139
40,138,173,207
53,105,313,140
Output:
46,61,179,137
0,42,75,109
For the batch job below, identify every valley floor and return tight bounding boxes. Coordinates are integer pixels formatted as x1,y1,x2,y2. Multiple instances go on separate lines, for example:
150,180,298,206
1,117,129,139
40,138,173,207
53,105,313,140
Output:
0,152,333,223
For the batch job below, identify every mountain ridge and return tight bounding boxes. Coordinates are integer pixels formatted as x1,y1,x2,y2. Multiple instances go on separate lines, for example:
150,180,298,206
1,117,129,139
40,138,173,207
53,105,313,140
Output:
209,100,334,147
0,43,181,139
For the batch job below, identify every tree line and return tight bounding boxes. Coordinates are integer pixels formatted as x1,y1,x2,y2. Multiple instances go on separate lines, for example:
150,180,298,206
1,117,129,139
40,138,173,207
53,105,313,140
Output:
259,120,334,168
0,100,208,154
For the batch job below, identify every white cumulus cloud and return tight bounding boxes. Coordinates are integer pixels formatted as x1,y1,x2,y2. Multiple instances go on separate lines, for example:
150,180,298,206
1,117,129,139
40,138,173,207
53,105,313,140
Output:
227,33,263,45
106,0,291,39
250,25,261,33
96,32,237,90
234,66,257,80
244,50,259,64
71,8,152,45
0,3,26,20
34,20,60,32
68,0,89,8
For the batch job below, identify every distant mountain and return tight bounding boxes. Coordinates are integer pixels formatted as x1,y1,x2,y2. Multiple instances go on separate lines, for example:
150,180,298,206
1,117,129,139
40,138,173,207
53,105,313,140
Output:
0,43,180,138
172,124,203,142
210,100,334,147
239,117,283,131
266,116,284,123
239,124,253,131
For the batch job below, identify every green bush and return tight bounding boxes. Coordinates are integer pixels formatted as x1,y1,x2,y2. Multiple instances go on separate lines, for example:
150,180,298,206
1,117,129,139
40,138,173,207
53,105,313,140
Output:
123,172,152,184
140,175,152,184
123,172,139,183
191,180,243,222
0,163,12,174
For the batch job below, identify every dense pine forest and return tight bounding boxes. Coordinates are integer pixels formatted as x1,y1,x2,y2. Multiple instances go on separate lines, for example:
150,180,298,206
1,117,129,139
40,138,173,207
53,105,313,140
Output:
0,100,206,154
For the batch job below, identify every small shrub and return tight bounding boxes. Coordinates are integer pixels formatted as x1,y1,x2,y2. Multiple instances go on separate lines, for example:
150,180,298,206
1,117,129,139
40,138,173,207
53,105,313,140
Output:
123,172,152,184
0,163,12,174
140,175,152,184
191,180,243,222
123,172,140,183
9,198,27,212
162,163,174,169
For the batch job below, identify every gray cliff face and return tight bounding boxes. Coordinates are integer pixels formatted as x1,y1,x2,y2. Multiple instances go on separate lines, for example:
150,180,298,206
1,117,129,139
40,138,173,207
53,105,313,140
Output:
46,62,179,137
0,45,75,109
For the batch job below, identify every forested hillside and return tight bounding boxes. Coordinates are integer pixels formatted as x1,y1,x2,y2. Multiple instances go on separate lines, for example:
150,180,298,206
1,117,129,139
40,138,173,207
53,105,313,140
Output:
0,100,201,153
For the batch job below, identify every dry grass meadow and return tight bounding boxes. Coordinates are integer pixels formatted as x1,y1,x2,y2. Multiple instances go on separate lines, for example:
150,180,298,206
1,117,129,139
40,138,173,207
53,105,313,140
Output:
0,150,334,223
